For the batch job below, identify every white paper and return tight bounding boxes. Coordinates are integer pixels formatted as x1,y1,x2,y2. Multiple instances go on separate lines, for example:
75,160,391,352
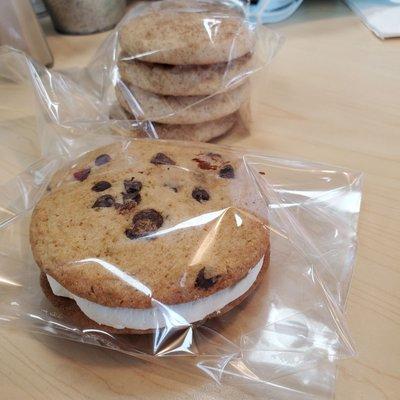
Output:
345,0,400,39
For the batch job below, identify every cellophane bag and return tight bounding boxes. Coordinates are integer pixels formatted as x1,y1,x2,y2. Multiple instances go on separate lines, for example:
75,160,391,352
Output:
0,11,361,400
72,0,281,141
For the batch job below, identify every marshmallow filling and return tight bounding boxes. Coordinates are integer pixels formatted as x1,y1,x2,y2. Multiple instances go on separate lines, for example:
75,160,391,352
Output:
46,256,264,330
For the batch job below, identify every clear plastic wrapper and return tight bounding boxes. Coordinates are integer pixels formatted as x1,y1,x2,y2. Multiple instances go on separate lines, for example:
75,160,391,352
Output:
0,133,362,398
0,0,281,144
0,8,362,397
80,0,281,141
0,105,362,400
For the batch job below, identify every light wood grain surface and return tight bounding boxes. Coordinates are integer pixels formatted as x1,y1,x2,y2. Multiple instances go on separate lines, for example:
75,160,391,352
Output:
0,1,399,399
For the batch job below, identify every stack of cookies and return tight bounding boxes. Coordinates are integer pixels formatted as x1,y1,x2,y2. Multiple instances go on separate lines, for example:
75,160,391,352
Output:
113,0,256,142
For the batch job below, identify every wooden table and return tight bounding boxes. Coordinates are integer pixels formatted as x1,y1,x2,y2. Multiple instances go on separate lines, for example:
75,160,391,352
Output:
0,1,399,399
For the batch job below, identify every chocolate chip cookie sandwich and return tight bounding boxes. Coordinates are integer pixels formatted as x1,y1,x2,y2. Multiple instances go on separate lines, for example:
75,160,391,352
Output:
30,140,269,334
114,0,256,141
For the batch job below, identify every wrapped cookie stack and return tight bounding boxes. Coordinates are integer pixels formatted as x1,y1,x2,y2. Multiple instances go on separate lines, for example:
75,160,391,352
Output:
114,0,257,142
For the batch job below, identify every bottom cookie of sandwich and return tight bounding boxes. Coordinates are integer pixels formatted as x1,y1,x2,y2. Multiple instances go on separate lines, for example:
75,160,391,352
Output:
40,253,269,335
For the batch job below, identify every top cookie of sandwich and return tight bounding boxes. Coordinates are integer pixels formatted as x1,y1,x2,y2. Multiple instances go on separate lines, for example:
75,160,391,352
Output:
30,140,269,309
119,8,255,65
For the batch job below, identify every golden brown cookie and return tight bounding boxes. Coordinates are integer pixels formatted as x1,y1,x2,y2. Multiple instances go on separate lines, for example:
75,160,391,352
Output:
119,4,255,65
118,53,253,96
115,82,250,124
109,105,238,142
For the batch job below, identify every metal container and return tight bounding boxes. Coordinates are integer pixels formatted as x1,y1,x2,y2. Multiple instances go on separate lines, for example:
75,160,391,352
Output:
43,0,126,34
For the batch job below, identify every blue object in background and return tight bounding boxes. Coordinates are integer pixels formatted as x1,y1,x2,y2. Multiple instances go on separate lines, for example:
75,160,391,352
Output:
248,0,303,23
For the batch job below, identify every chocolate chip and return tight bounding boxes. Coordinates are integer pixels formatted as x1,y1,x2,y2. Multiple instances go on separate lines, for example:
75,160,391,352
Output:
46,185,51,192
91,181,112,192
124,179,142,193
192,152,224,170
125,209,163,239
195,268,220,289
125,228,137,240
192,157,217,170
259,171,266,175
122,191,141,205
92,194,115,208
132,209,163,229
73,168,91,182
219,164,234,179
192,187,210,203
151,153,176,165
95,154,111,166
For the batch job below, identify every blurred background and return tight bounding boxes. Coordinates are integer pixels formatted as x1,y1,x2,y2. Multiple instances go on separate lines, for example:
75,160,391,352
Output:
1,0,399,67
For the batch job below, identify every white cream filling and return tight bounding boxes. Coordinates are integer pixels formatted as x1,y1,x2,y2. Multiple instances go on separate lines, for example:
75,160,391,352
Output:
47,256,263,330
